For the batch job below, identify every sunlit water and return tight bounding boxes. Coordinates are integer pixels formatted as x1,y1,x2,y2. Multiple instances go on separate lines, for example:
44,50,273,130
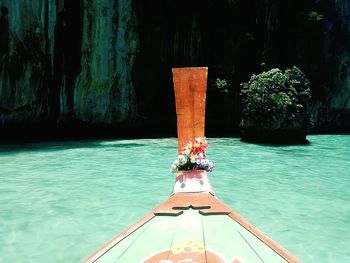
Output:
0,135,349,262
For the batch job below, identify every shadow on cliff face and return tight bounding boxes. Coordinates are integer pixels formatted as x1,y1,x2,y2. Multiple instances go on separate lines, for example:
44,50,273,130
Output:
133,0,259,136
0,120,179,144
0,3,51,125
53,0,83,122
0,6,9,57
132,0,350,136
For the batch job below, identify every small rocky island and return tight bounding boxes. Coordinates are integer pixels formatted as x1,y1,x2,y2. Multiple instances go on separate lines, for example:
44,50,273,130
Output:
240,67,312,144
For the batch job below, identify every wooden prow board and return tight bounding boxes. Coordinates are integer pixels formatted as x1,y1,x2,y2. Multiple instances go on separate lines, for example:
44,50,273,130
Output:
172,67,208,153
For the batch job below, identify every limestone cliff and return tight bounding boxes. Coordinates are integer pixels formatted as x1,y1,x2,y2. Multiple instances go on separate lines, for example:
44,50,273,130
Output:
0,0,59,124
319,0,350,131
0,0,349,136
255,0,350,132
0,0,138,129
74,0,138,124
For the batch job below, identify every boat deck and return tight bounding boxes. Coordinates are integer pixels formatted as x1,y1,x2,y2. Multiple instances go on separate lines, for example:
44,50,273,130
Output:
85,193,299,263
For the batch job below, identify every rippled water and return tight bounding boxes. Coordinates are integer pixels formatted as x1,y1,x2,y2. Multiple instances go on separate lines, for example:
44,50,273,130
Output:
0,135,349,262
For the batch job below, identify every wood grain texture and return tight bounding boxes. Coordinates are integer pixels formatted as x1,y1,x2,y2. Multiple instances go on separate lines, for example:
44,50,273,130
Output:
172,67,208,152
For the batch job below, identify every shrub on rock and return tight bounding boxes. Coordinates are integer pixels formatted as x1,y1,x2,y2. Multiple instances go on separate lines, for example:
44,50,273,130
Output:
240,67,312,143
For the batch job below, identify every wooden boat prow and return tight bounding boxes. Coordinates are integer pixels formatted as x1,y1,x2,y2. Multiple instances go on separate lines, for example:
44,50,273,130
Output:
84,68,301,263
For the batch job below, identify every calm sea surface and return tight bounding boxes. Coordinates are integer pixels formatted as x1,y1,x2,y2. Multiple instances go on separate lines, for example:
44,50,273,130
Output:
0,135,349,262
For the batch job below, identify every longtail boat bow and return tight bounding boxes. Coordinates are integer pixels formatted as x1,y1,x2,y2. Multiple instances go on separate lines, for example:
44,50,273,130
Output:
84,67,301,263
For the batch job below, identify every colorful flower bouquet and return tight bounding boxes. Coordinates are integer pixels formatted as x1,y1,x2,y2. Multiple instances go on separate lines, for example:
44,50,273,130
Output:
171,137,215,173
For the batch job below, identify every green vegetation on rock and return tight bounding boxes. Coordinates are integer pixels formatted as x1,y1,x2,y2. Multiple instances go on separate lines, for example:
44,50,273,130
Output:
240,67,312,143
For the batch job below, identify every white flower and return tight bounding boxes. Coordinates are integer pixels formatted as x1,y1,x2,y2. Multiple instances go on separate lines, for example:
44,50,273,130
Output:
179,157,187,165
175,154,188,166
171,164,178,172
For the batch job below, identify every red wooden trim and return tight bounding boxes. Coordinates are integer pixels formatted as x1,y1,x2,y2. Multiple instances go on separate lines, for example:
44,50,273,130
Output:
83,212,155,263
153,193,232,216
228,211,302,263
172,67,208,152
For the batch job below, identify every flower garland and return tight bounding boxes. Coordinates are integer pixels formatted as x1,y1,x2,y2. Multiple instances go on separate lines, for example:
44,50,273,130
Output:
171,137,215,173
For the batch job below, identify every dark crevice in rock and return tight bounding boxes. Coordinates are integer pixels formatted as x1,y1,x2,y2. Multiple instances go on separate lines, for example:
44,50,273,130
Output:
0,6,9,58
53,0,82,123
133,0,259,133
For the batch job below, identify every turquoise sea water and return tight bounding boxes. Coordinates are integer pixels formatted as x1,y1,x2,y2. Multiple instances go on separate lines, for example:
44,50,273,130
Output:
0,135,349,262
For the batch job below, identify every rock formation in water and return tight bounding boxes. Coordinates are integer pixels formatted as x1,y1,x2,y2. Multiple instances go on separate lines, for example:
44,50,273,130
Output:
0,0,349,138
240,67,312,143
